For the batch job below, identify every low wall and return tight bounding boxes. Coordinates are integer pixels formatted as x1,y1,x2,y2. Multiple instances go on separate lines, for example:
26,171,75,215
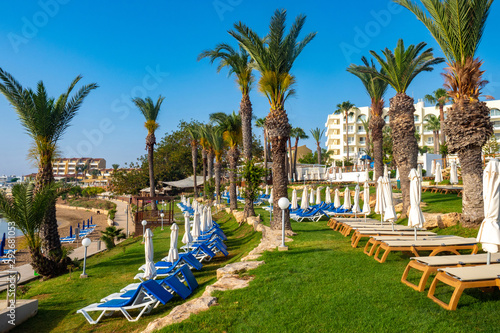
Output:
56,204,110,216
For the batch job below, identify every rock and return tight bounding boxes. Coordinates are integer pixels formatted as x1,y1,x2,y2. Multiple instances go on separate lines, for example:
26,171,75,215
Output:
423,213,439,229
107,218,114,226
369,199,376,207
394,203,403,212
225,208,232,214
438,212,460,228
216,261,265,279
142,296,218,333
247,216,261,227
233,211,245,224
203,275,255,297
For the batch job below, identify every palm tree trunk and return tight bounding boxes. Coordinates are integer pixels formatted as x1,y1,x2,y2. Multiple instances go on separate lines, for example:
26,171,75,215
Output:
228,147,239,210
389,93,418,217
439,104,447,167
433,131,439,154
444,98,492,227
215,161,221,204
288,138,293,181
208,150,214,181
240,94,255,217
147,133,157,211
370,115,385,180
192,142,198,197
263,131,268,183
317,142,321,164
202,149,207,198
29,247,70,278
266,109,291,231
293,137,300,180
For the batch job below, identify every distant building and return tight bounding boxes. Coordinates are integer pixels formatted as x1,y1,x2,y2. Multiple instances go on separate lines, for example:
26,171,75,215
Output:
290,145,312,162
52,158,106,177
324,99,500,161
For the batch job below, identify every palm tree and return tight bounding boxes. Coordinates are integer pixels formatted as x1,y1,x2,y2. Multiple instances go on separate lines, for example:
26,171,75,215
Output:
310,127,326,164
229,9,316,230
347,57,389,180
199,45,255,216
198,124,211,198
186,124,200,197
208,128,225,203
334,101,359,162
112,164,120,171
0,70,97,274
255,117,269,181
210,111,242,210
395,0,494,226
424,88,450,145
365,39,443,216
100,226,126,249
0,183,68,278
424,114,441,153
132,95,165,211
291,127,308,180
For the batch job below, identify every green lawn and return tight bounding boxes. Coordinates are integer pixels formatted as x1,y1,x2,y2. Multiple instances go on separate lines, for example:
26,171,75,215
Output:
159,219,498,333
11,210,261,333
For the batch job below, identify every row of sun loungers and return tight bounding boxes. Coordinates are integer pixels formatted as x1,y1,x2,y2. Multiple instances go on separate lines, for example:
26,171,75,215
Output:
77,217,228,324
328,217,494,310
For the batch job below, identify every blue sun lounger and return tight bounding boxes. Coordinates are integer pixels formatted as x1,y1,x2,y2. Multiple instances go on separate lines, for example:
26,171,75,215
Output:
77,280,173,324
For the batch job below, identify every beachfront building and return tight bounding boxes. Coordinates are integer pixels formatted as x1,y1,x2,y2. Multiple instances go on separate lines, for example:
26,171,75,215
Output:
52,157,106,177
289,145,312,162
324,99,500,161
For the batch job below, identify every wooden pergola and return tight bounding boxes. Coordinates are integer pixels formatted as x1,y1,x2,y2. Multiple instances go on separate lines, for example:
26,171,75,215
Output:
133,196,175,235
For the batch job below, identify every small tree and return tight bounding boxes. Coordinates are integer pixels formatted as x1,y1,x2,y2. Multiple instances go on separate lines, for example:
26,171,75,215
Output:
241,159,267,224
483,135,500,156
100,226,126,249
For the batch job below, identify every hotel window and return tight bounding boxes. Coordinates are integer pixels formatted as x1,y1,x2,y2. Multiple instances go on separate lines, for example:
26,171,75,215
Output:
358,125,366,133
359,137,366,145
426,137,434,144
347,137,355,144
384,115,389,122
344,125,354,133
414,115,419,122
493,121,500,128
490,108,500,117
357,114,367,123
415,126,420,132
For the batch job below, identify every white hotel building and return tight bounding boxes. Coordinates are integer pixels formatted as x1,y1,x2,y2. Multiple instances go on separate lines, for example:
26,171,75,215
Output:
324,99,500,161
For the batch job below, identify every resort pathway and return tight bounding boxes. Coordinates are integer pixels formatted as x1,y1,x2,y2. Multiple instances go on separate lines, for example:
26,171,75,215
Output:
0,200,131,291
110,199,133,237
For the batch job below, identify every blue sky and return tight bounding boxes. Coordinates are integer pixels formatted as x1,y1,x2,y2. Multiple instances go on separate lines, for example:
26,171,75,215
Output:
0,0,499,176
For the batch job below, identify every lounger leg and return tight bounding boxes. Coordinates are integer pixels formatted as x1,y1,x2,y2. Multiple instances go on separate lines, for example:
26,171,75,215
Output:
428,273,464,310
401,261,432,292
374,244,391,263
363,239,374,255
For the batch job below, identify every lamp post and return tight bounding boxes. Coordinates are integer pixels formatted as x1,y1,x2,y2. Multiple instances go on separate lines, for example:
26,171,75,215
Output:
269,197,273,223
278,197,290,251
141,220,147,243
160,213,165,230
80,238,91,278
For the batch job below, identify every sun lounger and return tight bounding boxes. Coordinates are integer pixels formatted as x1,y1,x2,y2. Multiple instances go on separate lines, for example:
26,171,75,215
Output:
427,264,500,310
373,237,478,263
401,253,500,292
77,280,173,324
351,230,437,248
363,235,460,256
340,223,423,237
291,207,329,222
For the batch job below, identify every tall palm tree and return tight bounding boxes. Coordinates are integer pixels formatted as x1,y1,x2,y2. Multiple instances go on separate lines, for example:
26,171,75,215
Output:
210,111,242,210
199,45,255,216
365,39,443,216
208,128,225,204
0,183,68,278
132,95,165,211
334,101,359,162
424,88,451,146
0,69,97,276
395,0,494,226
186,124,200,197
255,117,269,181
291,127,308,180
424,114,441,153
229,9,316,231
347,57,389,180
198,124,211,198
310,127,326,164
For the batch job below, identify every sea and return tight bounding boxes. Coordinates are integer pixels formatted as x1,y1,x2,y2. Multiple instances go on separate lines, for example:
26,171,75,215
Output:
0,217,22,238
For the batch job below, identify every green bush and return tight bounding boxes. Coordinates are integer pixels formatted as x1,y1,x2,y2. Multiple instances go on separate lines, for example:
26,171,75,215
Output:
422,169,427,176
100,226,126,249
68,198,116,211
108,208,117,220
440,179,451,185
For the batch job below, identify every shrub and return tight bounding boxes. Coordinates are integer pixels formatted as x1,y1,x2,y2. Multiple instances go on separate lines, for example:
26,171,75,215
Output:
440,179,451,185
108,208,117,220
100,226,126,249
368,171,373,180
422,169,427,176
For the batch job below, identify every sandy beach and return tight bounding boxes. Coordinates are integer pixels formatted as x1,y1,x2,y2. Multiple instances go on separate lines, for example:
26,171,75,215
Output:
0,205,110,271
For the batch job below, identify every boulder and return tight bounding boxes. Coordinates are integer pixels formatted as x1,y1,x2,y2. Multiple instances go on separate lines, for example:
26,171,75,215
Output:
143,296,218,333
423,213,439,229
232,211,245,224
216,261,265,279
438,212,460,228
203,275,255,297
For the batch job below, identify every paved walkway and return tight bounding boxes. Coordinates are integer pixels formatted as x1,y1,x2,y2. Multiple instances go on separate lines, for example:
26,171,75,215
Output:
0,199,131,291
